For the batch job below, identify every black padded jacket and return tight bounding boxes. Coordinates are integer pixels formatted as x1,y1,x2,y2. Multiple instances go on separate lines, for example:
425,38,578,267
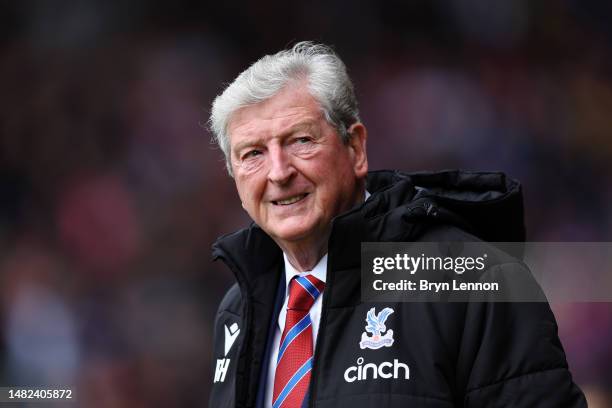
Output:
209,170,587,408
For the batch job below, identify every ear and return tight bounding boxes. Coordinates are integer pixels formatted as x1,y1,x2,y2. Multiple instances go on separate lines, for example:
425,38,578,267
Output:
347,122,368,178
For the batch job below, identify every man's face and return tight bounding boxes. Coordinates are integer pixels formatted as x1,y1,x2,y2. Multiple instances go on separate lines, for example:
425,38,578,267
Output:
228,82,368,252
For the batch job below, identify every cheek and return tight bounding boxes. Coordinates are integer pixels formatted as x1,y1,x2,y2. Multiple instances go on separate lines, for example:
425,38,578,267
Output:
235,179,252,205
236,176,265,209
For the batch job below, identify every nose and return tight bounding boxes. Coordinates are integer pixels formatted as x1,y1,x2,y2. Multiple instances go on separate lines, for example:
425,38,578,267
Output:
267,145,296,185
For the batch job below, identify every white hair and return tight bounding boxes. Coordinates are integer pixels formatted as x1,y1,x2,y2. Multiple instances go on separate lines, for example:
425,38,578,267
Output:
209,41,360,175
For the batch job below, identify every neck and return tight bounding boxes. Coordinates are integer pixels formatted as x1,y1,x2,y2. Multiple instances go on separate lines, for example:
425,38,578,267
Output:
278,184,367,272
280,234,329,272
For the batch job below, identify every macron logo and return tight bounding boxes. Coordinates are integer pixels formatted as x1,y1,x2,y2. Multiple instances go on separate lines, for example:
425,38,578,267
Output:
215,322,240,384
224,322,240,356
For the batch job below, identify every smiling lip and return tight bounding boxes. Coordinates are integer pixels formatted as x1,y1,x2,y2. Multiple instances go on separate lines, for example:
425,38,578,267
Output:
272,193,309,206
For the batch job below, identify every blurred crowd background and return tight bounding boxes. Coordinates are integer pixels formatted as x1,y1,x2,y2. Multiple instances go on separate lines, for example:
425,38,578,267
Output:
1,0,611,406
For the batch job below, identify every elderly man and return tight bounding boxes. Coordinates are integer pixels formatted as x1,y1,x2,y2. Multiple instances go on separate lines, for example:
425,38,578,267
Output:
208,42,585,408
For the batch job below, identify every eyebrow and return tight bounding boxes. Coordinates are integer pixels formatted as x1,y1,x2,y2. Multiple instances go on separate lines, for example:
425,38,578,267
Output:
232,121,318,154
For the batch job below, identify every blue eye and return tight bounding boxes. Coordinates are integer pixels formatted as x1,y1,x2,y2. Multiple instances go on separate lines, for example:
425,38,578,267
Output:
296,137,311,144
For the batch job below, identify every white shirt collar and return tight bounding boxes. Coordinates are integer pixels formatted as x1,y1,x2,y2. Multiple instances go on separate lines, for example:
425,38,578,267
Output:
282,253,328,293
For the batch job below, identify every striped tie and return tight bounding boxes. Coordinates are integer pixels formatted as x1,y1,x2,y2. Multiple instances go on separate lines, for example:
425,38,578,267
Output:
272,274,325,408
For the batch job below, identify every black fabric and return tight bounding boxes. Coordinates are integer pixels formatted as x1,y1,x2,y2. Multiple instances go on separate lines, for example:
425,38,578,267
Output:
209,170,586,408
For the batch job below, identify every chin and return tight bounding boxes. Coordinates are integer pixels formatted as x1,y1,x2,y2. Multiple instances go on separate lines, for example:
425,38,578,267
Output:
268,222,317,244
271,228,312,243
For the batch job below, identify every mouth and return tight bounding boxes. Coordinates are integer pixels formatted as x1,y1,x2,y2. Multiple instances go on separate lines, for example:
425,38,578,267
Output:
272,193,309,206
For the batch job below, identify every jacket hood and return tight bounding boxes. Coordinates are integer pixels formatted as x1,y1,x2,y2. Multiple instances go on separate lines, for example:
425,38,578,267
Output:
365,169,525,243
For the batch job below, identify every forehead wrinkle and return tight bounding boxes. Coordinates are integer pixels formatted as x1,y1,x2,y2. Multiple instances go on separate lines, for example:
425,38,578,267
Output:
231,115,320,154
229,83,325,149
